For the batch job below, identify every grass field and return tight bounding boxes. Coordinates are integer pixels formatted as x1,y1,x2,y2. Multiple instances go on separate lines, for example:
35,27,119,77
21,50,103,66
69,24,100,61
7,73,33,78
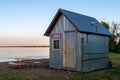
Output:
0,53,120,80
109,53,120,60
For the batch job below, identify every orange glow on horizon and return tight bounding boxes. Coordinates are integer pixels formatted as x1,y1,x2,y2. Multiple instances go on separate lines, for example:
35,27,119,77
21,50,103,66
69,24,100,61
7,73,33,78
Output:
0,36,49,46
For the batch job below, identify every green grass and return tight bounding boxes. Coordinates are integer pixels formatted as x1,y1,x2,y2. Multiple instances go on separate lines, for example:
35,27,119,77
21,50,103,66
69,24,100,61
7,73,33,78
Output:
1,69,120,80
69,67,120,80
0,53,120,80
109,52,120,60
0,72,64,80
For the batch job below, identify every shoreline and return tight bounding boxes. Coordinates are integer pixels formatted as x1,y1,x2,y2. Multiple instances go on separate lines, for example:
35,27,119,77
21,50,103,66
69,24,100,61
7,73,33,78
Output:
0,58,49,63
0,57,49,63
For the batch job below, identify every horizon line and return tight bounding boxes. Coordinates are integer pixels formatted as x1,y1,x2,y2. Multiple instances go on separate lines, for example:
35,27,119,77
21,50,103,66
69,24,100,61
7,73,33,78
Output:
0,45,49,47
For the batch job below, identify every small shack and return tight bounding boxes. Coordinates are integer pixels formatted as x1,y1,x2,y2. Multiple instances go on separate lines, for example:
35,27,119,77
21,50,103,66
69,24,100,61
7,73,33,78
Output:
44,9,111,72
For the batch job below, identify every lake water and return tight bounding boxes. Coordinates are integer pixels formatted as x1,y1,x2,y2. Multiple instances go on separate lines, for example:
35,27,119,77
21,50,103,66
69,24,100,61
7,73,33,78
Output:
0,47,49,62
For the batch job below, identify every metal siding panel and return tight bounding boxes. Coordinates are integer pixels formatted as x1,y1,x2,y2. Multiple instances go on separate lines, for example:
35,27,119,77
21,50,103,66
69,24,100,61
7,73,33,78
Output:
49,36,54,68
62,16,65,31
94,58,108,69
76,32,82,71
83,54,108,60
83,60,91,72
59,37,63,68
107,37,109,53
58,17,61,33
51,15,75,34
55,50,59,68
66,18,68,30
83,58,109,72
84,34,109,54
49,37,52,68
82,34,109,72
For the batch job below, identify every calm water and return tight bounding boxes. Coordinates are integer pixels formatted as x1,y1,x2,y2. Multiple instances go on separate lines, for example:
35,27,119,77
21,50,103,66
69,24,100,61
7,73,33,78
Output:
0,47,49,62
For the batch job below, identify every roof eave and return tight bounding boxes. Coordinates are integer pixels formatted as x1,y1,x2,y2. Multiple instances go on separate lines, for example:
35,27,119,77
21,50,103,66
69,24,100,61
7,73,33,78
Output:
80,31,112,36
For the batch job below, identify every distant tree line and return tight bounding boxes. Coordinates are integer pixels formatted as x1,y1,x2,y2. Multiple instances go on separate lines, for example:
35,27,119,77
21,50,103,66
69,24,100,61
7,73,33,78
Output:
101,21,120,53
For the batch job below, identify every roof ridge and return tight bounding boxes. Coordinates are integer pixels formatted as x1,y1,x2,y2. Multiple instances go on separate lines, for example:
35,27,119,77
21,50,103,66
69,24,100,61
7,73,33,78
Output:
59,8,96,20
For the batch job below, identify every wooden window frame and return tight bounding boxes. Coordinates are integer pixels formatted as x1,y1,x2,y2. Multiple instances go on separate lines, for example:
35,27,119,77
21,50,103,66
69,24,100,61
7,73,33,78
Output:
52,39,60,50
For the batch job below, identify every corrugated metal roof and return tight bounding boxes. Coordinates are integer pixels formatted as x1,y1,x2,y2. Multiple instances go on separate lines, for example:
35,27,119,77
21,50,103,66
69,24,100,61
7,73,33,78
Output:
44,9,112,36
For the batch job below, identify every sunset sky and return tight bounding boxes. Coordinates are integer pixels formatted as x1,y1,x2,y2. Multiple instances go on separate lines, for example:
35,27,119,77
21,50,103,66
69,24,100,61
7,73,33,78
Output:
0,0,120,46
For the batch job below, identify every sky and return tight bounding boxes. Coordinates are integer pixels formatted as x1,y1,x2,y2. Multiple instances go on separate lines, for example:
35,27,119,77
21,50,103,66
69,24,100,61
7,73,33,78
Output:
0,0,120,46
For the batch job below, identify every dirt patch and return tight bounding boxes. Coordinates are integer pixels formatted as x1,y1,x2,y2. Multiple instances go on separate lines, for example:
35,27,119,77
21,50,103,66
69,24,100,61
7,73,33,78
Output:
0,59,77,78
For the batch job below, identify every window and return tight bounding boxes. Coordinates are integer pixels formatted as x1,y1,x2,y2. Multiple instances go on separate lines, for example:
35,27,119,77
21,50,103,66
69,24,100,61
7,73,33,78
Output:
53,40,60,50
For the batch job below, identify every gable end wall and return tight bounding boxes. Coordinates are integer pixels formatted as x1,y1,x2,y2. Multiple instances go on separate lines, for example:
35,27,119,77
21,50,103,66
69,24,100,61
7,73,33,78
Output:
49,15,76,69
